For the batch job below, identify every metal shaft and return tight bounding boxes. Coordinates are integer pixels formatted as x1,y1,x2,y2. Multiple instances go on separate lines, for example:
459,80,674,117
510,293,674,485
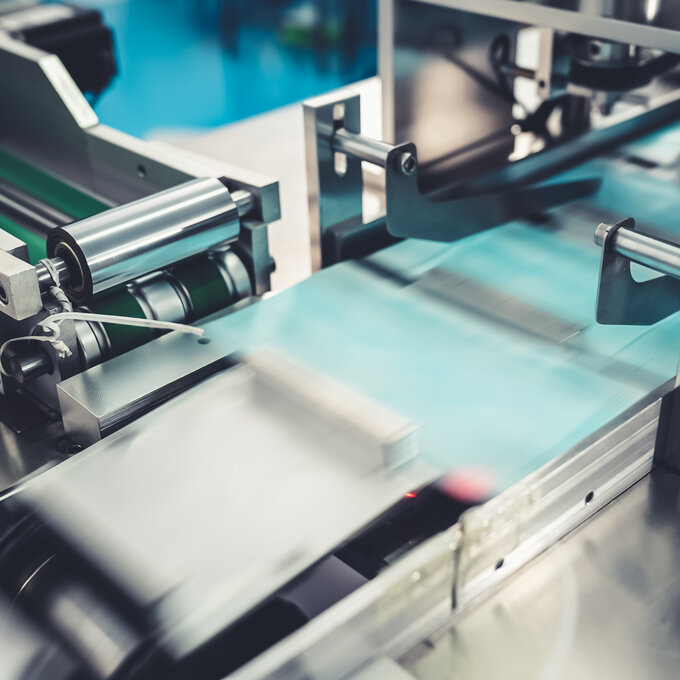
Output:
595,223,680,280
231,188,256,218
332,128,395,168
332,128,417,176
2,346,51,383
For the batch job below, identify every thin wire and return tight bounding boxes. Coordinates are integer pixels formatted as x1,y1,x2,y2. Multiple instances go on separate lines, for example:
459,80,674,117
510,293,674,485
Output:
1,261,205,378
38,312,205,338
0,312,205,377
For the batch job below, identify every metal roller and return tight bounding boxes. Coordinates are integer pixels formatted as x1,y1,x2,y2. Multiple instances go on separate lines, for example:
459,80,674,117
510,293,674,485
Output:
69,249,253,370
46,177,241,303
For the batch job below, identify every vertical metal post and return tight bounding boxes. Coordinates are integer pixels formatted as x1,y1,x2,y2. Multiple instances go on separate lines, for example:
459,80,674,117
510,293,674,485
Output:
303,93,363,271
378,0,396,144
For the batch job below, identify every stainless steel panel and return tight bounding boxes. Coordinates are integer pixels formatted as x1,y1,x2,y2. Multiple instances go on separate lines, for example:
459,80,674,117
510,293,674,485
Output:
231,389,664,680
57,328,233,444
0,35,96,186
0,35,281,224
390,0,680,52
85,124,283,220
24,357,428,659
380,0,680,190
381,1,517,189
454,390,661,608
401,467,680,680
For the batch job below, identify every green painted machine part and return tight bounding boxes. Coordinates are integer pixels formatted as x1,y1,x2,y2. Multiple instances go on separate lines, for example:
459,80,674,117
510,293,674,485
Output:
0,149,243,360
0,149,108,221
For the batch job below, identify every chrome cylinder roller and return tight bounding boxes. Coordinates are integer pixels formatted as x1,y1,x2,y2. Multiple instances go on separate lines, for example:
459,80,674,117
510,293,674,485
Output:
46,177,241,303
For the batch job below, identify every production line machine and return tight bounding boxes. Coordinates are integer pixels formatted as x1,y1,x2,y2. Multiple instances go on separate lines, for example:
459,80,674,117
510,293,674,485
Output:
0,3,279,465
2,1,680,679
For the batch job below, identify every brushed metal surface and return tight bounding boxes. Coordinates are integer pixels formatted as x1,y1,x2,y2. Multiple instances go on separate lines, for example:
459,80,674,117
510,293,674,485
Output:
401,467,680,680
57,327,232,444
48,177,240,301
25,357,428,659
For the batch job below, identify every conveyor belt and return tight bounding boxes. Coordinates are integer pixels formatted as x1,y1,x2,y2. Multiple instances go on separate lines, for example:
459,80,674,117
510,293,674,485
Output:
0,149,108,221
0,148,108,263
189,123,680,493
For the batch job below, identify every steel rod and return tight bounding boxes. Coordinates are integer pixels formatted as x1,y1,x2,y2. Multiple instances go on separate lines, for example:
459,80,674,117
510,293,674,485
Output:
332,128,394,168
231,188,256,218
35,257,70,289
596,225,680,279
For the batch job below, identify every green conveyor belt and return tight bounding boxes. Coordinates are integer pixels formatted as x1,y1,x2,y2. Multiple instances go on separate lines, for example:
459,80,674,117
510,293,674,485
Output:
0,215,47,262
0,148,108,220
90,257,236,356
0,148,109,264
90,288,155,355
172,258,233,319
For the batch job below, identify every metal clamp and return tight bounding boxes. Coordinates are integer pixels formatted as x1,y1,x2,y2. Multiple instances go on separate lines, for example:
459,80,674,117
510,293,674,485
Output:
595,217,680,325
304,93,600,270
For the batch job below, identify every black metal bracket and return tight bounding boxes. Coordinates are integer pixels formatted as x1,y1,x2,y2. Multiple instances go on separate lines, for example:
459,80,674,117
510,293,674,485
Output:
654,383,680,475
383,141,599,242
304,92,600,269
595,218,680,325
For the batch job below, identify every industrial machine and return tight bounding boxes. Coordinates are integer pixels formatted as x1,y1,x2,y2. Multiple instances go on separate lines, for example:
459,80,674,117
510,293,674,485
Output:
0,3,279,462
1,1,680,679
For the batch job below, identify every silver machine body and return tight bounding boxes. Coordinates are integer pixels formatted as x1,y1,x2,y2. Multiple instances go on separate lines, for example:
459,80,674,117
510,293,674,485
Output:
2,2,680,680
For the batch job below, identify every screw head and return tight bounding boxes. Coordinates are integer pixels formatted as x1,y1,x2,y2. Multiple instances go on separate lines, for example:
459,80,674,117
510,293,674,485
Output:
56,437,83,456
399,151,417,176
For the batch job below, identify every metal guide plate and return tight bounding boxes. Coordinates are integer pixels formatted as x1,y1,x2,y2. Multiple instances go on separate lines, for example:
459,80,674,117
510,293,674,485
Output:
401,468,680,680
21,356,429,658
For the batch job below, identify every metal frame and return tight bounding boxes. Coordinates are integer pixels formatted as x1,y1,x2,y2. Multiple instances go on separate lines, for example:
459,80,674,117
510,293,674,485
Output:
0,31,281,301
410,1,680,52
0,34,281,216
304,94,364,271
304,92,599,270
595,217,680,325
379,0,680,192
231,383,669,680
0,30,282,483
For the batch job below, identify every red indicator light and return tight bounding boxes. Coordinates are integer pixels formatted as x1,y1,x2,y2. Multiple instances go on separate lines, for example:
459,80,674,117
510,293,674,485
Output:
404,491,416,499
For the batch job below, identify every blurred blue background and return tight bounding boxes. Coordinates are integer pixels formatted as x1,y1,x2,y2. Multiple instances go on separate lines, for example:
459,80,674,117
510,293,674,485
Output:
65,0,377,137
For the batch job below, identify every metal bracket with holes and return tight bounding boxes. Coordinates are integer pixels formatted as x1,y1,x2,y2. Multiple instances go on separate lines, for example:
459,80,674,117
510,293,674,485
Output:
595,217,680,325
304,92,600,270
